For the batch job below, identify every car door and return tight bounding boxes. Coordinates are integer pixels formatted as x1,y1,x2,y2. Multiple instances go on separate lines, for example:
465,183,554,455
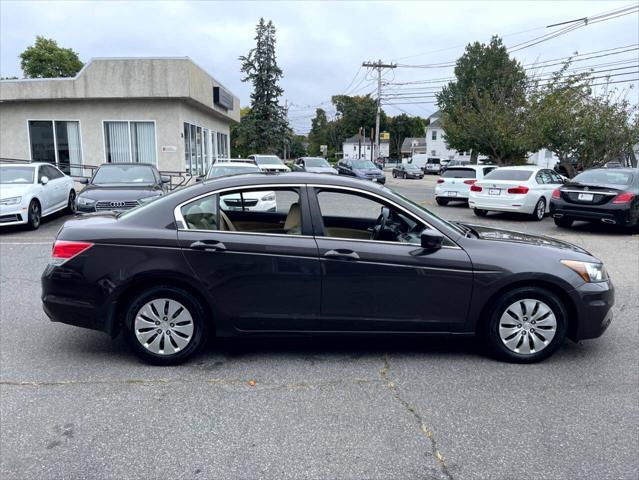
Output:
35,165,56,213
176,184,322,332
47,165,69,207
309,186,474,332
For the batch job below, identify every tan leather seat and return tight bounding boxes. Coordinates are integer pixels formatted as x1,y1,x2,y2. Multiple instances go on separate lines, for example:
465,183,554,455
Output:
284,202,301,234
219,210,236,231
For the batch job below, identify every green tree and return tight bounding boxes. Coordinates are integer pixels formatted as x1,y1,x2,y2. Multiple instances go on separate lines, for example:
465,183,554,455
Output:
307,108,330,156
238,18,290,156
230,106,252,158
289,135,307,158
19,36,83,78
437,36,531,165
387,114,427,158
529,66,639,175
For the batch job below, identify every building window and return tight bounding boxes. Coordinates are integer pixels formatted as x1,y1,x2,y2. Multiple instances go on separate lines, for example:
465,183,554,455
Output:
217,132,228,159
28,120,82,175
431,150,436,156
184,122,219,175
104,121,156,164
431,130,437,141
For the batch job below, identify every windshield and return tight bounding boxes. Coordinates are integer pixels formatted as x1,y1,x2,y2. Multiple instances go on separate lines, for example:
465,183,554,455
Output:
484,169,533,181
92,164,156,185
572,170,633,186
352,160,376,169
304,158,330,167
206,165,260,178
254,156,283,165
0,166,35,184
442,168,476,178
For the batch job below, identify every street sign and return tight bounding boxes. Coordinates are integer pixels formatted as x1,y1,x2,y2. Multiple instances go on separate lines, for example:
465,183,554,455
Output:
320,145,328,154
380,131,390,140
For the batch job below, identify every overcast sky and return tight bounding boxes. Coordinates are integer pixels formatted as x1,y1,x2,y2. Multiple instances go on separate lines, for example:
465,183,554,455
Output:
1,0,637,133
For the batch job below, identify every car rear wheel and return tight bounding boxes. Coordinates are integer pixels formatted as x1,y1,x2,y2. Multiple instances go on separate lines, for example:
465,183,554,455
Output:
554,216,573,228
124,286,208,365
484,287,567,363
436,198,449,206
532,198,546,221
67,190,76,213
392,172,397,178
402,172,407,179
473,208,487,217
27,199,41,230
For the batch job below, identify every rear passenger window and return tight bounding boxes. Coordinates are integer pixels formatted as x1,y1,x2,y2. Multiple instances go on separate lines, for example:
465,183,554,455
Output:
181,195,219,230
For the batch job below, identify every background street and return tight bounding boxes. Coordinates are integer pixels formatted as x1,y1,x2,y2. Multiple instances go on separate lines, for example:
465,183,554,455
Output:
1,176,638,479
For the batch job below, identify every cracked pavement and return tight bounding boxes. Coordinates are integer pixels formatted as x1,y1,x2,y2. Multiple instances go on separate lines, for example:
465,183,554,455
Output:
1,179,638,479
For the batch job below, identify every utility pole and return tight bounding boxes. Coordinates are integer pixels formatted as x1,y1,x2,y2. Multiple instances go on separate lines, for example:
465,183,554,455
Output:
362,60,396,162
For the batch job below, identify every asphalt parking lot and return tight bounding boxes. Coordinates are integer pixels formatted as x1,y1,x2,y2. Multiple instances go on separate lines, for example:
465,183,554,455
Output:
1,175,638,480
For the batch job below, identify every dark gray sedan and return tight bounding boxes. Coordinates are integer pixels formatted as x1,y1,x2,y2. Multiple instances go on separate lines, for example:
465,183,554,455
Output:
392,163,424,179
43,173,613,365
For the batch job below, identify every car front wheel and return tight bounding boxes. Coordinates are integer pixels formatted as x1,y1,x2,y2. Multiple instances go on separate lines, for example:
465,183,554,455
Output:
67,190,76,213
484,287,567,363
124,286,208,365
473,208,487,217
27,199,41,229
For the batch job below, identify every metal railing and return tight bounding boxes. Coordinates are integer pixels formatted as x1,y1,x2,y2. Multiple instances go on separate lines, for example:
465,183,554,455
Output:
0,158,192,191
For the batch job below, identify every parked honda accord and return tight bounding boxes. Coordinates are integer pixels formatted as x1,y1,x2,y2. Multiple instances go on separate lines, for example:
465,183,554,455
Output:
76,163,169,213
42,173,613,365
550,168,638,230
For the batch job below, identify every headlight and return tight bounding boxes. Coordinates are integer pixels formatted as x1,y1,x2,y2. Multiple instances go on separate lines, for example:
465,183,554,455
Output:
77,197,96,206
261,193,275,202
561,260,608,283
0,196,21,206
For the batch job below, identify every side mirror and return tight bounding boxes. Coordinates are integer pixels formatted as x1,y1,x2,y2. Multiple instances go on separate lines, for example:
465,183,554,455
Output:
40,176,49,185
78,178,89,184
161,176,170,184
420,227,445,252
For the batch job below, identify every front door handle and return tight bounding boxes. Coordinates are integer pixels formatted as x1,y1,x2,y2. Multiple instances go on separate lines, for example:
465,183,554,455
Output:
189,240,227,252
323,249,360,260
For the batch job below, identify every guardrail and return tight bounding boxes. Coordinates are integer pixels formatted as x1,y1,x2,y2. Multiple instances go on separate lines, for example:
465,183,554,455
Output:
0,158,191,191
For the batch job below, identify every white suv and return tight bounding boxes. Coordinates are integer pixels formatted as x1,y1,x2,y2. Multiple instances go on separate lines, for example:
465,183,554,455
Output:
435,165,497,205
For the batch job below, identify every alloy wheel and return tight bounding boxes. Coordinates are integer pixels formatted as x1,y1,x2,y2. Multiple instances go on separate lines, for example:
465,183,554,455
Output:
68,191,76,213
134,298,194,355
29,201,41,229
498,299,557,355
535,199,546,220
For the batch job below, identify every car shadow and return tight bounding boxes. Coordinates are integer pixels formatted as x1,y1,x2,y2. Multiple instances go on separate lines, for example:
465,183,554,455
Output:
0,208,71,235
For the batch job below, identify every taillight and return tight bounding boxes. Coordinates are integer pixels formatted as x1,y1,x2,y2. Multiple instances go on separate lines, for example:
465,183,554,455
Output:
50,240,94,266
612,192,635,204
507,186,529,194
470,185,482,192
437,179,444,184
464,179,477,185
552,188,561,199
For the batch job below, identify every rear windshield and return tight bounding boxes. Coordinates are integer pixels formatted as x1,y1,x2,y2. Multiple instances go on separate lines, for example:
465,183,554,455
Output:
254,156,283,165
484,169,533,181
441,168,476,179
572,170,633,186
427,158,440,164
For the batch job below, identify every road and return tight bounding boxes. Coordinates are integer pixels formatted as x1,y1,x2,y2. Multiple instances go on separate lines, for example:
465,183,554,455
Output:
1,175,638,480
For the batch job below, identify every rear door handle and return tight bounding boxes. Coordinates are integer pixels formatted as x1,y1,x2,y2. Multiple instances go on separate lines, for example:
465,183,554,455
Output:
323,249,360,260
189,240,227,252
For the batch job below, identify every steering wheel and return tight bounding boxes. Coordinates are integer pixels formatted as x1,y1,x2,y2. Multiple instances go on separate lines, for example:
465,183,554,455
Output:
371,206,391,240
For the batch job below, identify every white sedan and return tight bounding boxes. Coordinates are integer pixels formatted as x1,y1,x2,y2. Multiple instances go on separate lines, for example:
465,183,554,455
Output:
0,162,76,229
435,165,497,205
468,166,565,221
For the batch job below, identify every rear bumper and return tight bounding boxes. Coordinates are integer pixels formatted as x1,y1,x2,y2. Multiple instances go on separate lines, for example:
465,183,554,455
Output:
550,201,637,226
570,279,615,341
469,194,537,214
435,185,469,199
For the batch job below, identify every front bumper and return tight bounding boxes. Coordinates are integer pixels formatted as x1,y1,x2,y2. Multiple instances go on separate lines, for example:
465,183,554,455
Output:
0,202,28,226
570,279,615,341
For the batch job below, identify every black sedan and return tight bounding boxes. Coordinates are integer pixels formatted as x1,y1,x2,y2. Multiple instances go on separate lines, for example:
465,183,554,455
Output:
392,164,424,179
76,163,169,213
43,173,613,365
550,168,638,230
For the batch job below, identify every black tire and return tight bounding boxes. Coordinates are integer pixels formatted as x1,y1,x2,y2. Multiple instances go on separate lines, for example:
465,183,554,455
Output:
67,190,76,214
483,287,567,363
123,285,208,365
27,199,41,230
392,172,396,178
473,208,488,217
554,216,573,228
402,172,407,179
532,197,546,221
436,197,449,206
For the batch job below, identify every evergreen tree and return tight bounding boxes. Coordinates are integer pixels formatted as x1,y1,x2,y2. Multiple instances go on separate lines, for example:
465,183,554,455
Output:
237,18,289,155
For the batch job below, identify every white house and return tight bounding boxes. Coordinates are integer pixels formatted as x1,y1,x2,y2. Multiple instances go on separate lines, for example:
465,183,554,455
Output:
425,111,471,161
342,134,389,160
527,148,560,168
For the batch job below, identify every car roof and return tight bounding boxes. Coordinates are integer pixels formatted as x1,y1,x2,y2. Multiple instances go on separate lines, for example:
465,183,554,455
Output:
496,165,544,171
580,167,636,173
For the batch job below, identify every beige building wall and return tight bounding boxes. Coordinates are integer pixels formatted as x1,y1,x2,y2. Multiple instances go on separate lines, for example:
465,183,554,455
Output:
0,98,231,172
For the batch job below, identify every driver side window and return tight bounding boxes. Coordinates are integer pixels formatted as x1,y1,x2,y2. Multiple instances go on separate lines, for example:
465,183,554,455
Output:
316,189,414,242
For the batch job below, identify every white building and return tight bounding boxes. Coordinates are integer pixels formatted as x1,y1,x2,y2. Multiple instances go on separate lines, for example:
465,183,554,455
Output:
527,148,560,168
342,134,389,160
424,111,471,162
0,57,240,177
